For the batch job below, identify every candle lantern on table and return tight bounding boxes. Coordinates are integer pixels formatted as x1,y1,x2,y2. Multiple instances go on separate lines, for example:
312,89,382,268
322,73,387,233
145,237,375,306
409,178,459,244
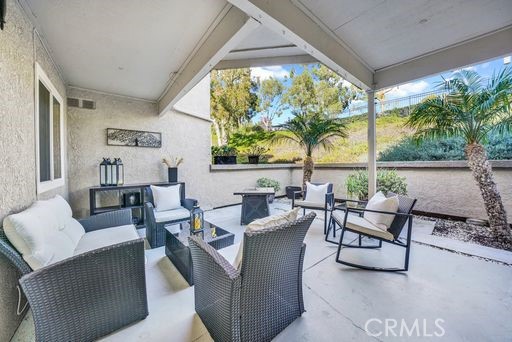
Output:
99,158,112,186
112,158,124,186
190,205,204,239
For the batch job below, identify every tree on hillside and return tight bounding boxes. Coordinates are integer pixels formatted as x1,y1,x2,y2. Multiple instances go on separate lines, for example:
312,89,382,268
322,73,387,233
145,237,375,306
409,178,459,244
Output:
283,64,363,117
312,64,364,116
210,69,259,145
406,68,512,239
271,112,348,186
257,77,285,130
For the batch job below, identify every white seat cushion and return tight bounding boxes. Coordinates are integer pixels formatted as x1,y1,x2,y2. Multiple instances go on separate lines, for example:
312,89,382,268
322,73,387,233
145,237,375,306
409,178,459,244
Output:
304,182,329,205
293,200,326,209
3,196,84,270
233,208,300,269
74,224,139,256
364,191,399,230
154,207,190,223
332,211,395,241
151,185,181,212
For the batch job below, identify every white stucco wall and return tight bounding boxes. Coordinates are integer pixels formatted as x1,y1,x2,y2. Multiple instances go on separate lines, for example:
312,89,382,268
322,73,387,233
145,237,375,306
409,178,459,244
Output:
0,0,68,339
0,0,68,224
207,161,512,222
173,75,211,121
67,87,215,217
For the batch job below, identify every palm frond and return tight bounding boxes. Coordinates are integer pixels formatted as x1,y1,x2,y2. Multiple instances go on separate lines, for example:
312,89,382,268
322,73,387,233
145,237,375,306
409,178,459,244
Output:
273,112,348,156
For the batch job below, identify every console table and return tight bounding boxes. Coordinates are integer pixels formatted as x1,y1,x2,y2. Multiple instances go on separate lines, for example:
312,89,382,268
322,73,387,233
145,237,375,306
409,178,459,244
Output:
89,182,183,228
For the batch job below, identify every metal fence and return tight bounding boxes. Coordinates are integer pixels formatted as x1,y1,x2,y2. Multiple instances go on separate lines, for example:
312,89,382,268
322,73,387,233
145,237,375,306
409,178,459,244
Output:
342,88,448,118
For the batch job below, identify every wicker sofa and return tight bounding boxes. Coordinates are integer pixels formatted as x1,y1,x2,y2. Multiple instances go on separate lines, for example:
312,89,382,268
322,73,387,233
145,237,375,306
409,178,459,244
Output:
0,196,148,342
189,212,316,342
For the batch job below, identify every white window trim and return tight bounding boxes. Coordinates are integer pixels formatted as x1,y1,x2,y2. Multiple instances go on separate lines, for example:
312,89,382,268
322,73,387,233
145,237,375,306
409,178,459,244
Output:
35,62,65,194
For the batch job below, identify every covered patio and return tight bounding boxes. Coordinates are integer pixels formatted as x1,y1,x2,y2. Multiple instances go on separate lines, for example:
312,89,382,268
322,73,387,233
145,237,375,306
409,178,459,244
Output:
1,0,512,341
11,200,512,341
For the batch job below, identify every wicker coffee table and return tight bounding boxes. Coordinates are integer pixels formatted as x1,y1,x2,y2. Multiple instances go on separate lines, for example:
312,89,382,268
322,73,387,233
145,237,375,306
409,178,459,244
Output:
164,221,234,286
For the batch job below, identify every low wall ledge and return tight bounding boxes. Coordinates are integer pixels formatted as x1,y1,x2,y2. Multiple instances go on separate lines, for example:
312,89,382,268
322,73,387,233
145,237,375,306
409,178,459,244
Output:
210,160,512,171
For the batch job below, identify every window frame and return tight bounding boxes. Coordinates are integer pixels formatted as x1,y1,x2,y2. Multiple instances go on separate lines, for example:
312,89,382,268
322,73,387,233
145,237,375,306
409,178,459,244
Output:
35,62,65,194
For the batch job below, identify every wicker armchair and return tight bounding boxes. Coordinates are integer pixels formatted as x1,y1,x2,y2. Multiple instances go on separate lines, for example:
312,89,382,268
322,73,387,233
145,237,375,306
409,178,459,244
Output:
0,209,148,342
144,183,197,248
189,212,316,342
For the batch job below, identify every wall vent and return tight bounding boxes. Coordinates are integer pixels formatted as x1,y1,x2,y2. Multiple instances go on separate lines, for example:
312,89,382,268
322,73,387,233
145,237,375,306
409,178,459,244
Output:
81,99,96,110
67,97,80,107
67,97,96,110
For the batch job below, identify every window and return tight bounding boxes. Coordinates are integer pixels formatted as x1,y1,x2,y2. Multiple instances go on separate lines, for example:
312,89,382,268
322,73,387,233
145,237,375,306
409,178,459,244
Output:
35,63,64,193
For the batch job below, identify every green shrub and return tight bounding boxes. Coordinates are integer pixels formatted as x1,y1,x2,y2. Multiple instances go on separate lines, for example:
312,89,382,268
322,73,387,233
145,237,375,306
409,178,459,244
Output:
211,145,237,156
228,125,271,152
256,177,281,192
378,133,512,161
345,169,407,201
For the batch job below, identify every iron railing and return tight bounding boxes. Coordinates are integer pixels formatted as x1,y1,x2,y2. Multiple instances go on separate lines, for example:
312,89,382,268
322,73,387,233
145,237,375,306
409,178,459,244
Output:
342,88,448,118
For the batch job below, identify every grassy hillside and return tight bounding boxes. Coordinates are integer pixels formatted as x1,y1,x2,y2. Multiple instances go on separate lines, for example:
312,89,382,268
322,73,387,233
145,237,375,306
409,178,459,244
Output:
266,113,413,163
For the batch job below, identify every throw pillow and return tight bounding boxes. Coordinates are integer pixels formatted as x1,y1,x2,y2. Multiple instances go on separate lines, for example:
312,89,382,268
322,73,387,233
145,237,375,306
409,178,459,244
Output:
364,191,399,230
233,207,300,269
151,185,181,212
304,182,329,204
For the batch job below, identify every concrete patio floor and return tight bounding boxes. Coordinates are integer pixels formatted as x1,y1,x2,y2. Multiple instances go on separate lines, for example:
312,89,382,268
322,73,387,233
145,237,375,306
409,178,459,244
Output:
13,200,512,341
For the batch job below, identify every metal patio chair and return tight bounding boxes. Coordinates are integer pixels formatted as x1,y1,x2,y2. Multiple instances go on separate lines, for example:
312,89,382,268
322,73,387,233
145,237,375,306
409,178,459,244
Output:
292,182,334,234
331,192,417,272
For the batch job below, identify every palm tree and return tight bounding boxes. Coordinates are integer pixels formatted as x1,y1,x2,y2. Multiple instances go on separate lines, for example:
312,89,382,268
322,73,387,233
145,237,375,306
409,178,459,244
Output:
406,68,512,239
272,112,348,187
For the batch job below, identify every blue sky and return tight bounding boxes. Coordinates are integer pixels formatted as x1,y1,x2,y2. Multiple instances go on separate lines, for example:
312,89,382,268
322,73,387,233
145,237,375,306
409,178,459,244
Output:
250,56,511,124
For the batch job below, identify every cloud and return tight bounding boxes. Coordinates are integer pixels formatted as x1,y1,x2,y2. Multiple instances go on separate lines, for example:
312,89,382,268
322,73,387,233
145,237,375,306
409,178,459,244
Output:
250,66,289,80
451,66,476,74
386,80,429,98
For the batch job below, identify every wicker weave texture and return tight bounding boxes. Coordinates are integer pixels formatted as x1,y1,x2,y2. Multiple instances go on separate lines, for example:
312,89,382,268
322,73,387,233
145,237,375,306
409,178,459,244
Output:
20,239,148,342
79,208,133,232
0,228,32,276
190,212,316,342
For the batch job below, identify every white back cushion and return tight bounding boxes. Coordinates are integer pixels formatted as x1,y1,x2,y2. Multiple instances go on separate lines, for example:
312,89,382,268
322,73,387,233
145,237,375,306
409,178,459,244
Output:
304,182,329,204
364,191,399,231
3,196,84,270
233,208,300,269
151,185,181,212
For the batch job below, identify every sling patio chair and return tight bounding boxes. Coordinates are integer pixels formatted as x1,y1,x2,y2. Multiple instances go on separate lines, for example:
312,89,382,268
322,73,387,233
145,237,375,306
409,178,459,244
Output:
330,192,417,272
292,182,334,234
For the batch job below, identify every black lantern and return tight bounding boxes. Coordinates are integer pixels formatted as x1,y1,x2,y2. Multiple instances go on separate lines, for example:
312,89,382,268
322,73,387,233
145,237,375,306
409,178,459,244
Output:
99,158,111,186
112,158,124,186
190,205,204,238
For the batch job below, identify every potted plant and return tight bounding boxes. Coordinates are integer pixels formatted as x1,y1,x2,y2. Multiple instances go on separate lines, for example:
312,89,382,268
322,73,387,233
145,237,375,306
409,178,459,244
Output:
212,145,238,165
247,146,268,164
162,155,183,183
256,177,280,203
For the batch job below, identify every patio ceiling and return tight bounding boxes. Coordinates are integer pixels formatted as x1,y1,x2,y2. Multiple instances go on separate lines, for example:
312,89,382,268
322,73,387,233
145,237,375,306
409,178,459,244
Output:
22,0,512,114
22,0,229,101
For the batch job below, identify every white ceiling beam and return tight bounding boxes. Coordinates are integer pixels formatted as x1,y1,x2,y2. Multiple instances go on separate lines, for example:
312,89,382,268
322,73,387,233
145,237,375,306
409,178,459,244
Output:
216,54,317,70
158,6,260,115
227,0,374,90
374,26,512,90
